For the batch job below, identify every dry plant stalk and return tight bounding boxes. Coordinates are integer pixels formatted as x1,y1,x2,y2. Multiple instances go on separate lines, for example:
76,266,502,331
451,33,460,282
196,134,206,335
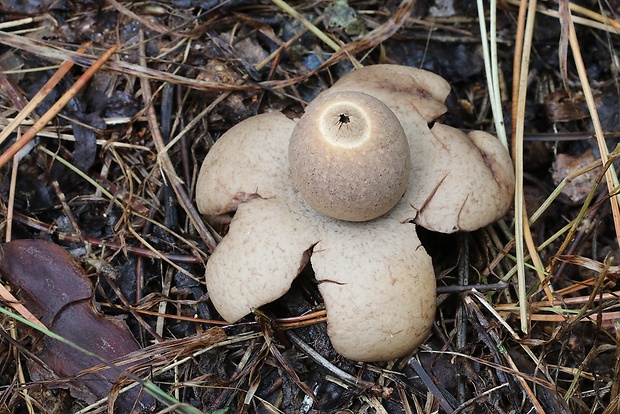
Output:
0,45,118,169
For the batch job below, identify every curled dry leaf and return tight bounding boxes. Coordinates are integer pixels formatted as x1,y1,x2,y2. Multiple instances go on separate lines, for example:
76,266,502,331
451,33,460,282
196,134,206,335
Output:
552,147,601,204
0,239,155,413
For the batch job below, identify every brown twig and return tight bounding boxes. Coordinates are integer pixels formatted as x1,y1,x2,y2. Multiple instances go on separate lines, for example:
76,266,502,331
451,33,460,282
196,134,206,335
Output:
8,211,200,263
0,45,118,170
0,43,91,147
136,31,217,254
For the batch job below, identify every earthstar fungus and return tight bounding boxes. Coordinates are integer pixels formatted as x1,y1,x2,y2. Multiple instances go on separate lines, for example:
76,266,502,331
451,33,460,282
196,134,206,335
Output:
196,65,515,362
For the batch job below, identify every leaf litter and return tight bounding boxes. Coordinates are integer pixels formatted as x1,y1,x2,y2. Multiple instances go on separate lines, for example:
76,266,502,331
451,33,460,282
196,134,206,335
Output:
0,1,618,413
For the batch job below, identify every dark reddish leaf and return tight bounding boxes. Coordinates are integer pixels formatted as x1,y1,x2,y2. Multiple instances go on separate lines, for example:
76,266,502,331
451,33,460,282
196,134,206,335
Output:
0,239,155,412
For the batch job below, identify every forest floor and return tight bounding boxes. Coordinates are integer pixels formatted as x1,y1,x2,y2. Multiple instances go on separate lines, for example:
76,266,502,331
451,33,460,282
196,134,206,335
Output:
0,0,619,413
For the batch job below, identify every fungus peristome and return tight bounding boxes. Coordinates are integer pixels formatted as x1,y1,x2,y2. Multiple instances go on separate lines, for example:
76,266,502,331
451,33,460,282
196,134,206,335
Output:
196,64,515,362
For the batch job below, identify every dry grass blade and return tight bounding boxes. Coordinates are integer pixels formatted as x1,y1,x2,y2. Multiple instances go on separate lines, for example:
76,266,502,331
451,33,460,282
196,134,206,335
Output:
464,295,545,411
310,0,417,74
512,0,539,333
408,357,455,412
82,327,227,378
509,0,557,333
0,31,251,92
0,284,45,329
8,210,200,263
476,0,508,148
0,43,90,146
505,0,620,34
136,30,217,253
0,45,118,169
427,349,557,391
270,0,342,53
565,9,620,247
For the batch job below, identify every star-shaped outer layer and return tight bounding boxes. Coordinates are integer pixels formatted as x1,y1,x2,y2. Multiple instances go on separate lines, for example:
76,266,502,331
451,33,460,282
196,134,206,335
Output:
196,65,515,362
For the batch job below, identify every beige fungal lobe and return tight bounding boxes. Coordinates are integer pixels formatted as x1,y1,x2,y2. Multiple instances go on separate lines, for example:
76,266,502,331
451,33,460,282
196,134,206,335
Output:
289,91,411,222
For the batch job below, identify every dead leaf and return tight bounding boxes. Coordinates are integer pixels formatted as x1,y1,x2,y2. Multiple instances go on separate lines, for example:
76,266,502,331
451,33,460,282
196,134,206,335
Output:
0,239,155,413
551,147,601,204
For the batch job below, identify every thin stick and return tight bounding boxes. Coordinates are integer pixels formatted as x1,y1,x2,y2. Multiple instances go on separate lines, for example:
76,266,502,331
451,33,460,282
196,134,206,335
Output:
0,43,91,147
5,130,20,243
489,0,507,148
505,0,620,33
287,331,376,389
511,0,528,155
566,10,620,247
513,0,539,333
476,0,508,149
0,45,117,170
0,285,46,329
478,2,547,312
510,0,529,327
136,31,217,253
270,0,341,52
10,210,200,263
522,211,554,303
